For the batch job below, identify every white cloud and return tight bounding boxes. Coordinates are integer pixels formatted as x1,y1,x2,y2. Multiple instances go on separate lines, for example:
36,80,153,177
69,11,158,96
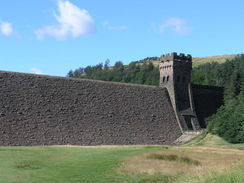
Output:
0,21,14,36
103,21,128,31
30,68,43,75
160,18,192,35
35,0,94,40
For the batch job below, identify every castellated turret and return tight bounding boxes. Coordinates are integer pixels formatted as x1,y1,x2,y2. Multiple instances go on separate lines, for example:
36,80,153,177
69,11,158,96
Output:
159,52,201,131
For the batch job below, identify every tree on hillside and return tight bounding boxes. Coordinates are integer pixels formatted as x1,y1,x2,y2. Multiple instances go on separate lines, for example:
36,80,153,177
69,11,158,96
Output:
208,95,244,143
207,55,244,143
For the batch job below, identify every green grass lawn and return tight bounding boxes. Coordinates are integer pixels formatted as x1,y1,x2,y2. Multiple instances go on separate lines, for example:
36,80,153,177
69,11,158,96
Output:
0,145,164,183
0,134,244,183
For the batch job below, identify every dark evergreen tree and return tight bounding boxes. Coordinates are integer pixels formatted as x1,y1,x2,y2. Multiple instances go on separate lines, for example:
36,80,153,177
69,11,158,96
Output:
67,70,74,77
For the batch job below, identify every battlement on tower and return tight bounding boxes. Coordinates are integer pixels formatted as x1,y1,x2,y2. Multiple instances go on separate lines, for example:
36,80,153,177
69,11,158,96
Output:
160,52,192,62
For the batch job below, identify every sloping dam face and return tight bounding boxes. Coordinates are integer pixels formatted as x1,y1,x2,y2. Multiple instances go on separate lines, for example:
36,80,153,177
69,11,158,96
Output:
0,71,182,146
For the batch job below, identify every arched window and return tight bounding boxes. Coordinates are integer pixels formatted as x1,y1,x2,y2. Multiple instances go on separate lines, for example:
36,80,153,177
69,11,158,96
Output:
182,76,186,83
166,76,169,82
177,76,180,82
163,76,166,83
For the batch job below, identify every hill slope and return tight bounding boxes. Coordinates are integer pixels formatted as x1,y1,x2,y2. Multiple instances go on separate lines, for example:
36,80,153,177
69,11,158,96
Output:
141,54,238,67
192,54,238,67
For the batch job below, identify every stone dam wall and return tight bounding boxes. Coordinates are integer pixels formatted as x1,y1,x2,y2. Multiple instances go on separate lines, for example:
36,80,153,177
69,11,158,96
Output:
0,71,182,146
192,84,224,128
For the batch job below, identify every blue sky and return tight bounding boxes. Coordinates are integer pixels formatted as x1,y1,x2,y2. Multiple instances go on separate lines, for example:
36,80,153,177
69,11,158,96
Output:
0,0,243,76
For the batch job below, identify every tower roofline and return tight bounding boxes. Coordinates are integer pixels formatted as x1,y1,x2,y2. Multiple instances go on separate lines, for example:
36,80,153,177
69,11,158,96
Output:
160,52,192,62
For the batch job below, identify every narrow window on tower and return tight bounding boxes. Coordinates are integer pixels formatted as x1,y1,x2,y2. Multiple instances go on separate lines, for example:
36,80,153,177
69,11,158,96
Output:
163,76,166,83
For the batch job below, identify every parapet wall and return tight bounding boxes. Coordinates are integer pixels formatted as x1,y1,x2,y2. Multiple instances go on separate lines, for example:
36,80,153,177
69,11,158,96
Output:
160,52,192,62
0,71,182,146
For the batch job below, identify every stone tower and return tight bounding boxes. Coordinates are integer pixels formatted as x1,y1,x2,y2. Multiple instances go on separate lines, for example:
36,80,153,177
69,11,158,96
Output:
159,52,201,131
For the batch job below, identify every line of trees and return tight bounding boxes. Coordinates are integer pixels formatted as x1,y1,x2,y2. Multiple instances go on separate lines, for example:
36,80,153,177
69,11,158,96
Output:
203,55,244,143
67,59,159,86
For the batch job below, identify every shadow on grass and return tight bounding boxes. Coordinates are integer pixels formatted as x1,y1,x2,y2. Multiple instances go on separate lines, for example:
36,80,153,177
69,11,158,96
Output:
147,153,201,166
144,146,169,150
16,161,40,170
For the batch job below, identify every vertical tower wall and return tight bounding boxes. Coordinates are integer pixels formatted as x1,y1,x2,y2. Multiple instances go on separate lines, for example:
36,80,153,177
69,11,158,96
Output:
159,59,176,107
159,53,201,131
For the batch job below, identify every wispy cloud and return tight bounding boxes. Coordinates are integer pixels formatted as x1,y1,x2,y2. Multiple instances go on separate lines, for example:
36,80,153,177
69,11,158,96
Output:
35,0,94,40
159,18,192,35
0,20,14,36
103,21,128,31
30,68,43,75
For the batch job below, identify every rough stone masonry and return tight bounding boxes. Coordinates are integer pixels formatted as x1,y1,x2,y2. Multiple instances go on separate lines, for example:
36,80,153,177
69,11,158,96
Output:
0,71,182,146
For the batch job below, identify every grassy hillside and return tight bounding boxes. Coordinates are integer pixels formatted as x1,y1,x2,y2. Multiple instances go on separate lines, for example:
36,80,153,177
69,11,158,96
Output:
192,54,238,67
0,134,244,183
146,54,238,67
